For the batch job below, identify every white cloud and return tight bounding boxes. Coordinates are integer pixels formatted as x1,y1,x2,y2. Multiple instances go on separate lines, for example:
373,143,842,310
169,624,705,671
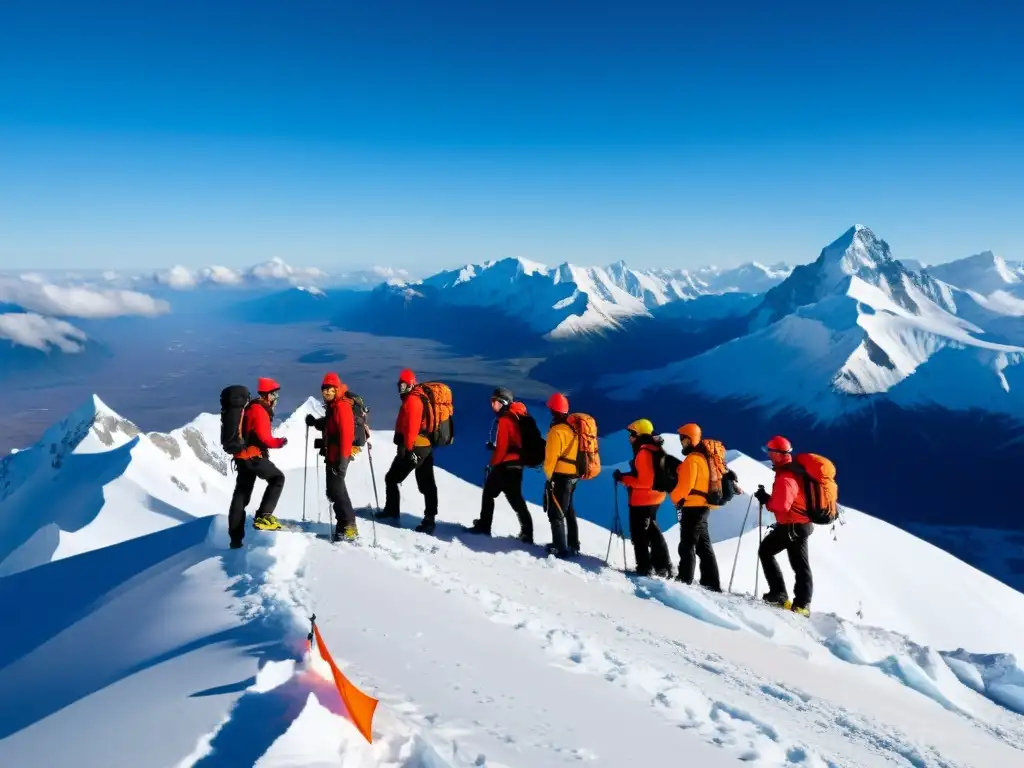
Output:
154,265,199,290
0,275,170,319
149,258,327,290
0,312,89,353
246,257,326,282
199,265,243,285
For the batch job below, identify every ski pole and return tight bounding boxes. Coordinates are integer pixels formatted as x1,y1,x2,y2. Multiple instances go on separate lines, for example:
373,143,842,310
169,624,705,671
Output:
302,425,310,523
728,494,755,593
754,501,763,597
367,442,379,547
605,479,616,566
315,453,322,525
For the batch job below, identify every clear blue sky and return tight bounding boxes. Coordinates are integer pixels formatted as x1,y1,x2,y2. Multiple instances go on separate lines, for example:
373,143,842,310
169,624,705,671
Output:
1,0,1022,273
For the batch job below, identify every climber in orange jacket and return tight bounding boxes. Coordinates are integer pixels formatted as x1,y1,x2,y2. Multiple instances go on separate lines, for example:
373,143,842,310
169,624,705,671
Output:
669,423,722,591
613,418,673,577
377,368,438,533
754,435,813,614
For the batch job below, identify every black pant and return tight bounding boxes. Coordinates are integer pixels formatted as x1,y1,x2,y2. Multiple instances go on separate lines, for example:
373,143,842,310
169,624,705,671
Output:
383,446,438,518
480,464,533,535
678,506,721,591
325,458,355,529
629,505,672,575
545,474,579,554
228,456,285,542
759,522,814,607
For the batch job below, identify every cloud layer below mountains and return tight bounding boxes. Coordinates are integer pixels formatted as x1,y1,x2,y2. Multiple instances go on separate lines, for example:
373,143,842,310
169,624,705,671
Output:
0,275,169,319
0,312,89,352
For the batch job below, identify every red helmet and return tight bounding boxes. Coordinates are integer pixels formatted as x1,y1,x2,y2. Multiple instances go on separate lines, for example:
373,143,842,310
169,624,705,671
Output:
398,368,417,386
321,372,343,390
547,392,569,414
257,377,281,394
765,435,792,453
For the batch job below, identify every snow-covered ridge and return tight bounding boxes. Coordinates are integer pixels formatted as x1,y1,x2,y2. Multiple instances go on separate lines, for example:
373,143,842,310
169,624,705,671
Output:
387,256,792,338
926,251,1024,297
3,398,1024,765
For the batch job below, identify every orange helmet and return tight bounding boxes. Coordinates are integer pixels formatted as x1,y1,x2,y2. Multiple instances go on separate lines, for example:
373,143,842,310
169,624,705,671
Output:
677,423,701,445
546,392,569,414
765,435,792,453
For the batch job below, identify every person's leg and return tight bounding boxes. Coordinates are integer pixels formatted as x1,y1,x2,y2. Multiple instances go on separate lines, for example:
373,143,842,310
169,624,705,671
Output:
629,504,654,575
380,451,415,518
329,459,355,531
563,479,580,553
545,478,569,555
414,447,438,532
647,511,673,576
758,524,792,603
474,466,503,532
692,508,722,591
228,463,257,544
252,457,285,519
676,508,699,583
787,523,814,609
502,467,533,540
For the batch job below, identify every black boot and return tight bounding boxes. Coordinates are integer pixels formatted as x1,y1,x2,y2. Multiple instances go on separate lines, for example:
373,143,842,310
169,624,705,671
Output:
467,519,491,535
415,515,436,534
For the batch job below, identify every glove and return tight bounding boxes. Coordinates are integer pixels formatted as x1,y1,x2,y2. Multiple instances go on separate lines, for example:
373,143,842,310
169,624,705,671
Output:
305,414,317,428
409,451,420,466
754,486,770,506
485,441,496,451
280,437,289,447
351,446,362,456
612,469,623,483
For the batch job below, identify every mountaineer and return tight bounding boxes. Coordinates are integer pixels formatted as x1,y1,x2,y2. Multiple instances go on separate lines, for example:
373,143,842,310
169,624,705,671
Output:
613,418,673,577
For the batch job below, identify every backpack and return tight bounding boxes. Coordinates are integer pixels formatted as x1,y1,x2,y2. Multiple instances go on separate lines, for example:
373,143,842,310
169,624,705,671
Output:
565,413,600,480
786,453,839,524
651,449,682,493
415,382,455,447
693,439,740,506
515,412,545,468
344,392,369,448
219,385,251,455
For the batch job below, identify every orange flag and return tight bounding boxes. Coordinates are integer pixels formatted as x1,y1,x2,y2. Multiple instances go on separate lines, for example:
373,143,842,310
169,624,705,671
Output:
312,622,379,743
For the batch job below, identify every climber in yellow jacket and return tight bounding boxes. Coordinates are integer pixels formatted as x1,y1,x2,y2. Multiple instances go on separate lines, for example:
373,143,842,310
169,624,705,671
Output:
543,393,579,558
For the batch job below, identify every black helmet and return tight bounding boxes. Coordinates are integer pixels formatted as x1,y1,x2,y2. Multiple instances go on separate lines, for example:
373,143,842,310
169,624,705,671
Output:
491,387,513,407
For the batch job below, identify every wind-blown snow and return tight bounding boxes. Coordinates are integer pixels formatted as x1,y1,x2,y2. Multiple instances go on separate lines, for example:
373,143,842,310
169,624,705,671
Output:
2,398,1024,766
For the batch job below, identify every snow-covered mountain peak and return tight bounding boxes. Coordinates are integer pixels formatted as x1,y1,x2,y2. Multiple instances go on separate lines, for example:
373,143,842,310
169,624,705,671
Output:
819,225,893,284
926,251,1024,297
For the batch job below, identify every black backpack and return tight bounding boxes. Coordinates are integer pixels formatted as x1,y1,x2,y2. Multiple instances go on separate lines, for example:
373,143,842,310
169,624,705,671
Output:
344,392,369,447
651,449,682,493
516,412,545,468
220,385,251,454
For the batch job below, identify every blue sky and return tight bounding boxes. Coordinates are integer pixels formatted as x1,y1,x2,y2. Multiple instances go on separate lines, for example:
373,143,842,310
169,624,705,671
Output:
1,0,1022,273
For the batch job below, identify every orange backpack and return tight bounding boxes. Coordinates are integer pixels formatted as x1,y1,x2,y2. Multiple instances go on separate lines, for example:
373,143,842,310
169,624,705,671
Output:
414,382,455,447
565,413,600,480
692,438,740,506
788,453,838,524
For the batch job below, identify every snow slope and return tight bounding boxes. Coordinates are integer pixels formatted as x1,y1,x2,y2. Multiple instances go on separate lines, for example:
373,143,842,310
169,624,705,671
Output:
600,226,1024,419
3,400,1024,766
387,257,790,339
926,252,1024,299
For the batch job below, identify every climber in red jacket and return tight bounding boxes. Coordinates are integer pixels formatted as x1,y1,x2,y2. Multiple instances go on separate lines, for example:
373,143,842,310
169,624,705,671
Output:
306,372,357,542
228,377,288,546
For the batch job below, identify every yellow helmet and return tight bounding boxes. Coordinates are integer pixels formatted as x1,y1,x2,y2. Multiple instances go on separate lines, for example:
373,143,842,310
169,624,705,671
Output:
627,418,654,436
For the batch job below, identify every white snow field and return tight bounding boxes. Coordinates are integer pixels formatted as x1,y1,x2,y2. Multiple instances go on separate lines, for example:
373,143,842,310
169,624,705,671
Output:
2,397,1024,766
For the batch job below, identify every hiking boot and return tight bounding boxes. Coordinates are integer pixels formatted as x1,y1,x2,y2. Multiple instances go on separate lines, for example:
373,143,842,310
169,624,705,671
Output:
762,591,789,607
545,543,570,559
229,539,243,549
343,524,358,542
516,530,534,545
253,515,283,531
632,566,654,577
375,508,400,520
415,516,436,534
790,603,811,617
655,566,674,579
467,519,491,535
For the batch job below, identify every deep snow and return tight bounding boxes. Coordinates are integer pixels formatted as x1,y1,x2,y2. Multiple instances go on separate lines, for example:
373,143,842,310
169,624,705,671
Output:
2,397,1024,766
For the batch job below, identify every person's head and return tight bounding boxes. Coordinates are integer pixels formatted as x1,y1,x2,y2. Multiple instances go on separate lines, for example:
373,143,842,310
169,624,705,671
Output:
397,368,416,397
677,423,701,454
546,392,569,423
321,372,345,403
627,418,654,446
763,435,792,467
257,377,281,406
491,386,513,413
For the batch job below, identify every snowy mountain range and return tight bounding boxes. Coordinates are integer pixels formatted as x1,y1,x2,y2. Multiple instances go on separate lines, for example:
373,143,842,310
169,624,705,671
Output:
382,256,792,339
2,395,1024,766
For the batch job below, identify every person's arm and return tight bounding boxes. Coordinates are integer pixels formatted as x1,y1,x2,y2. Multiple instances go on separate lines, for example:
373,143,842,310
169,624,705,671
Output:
491,416,511,466
337,401,355,459
543,425,568,480
251,406,285,449
669,454,699,506
619,452,648,489
400,395,424,452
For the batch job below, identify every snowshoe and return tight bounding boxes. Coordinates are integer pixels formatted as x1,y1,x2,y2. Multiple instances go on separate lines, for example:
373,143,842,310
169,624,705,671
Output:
415,516,436,534
253,515,283,531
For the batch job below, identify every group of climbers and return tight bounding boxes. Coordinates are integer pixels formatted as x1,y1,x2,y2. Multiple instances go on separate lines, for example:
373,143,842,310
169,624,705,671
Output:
221,371,833,614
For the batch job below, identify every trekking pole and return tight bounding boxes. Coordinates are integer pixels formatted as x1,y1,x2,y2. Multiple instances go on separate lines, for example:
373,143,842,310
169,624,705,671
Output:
315,453,322,525
302,425,310,523
605,479,617,566
367,442,379,547
727,494,755,593
754,501,763,597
